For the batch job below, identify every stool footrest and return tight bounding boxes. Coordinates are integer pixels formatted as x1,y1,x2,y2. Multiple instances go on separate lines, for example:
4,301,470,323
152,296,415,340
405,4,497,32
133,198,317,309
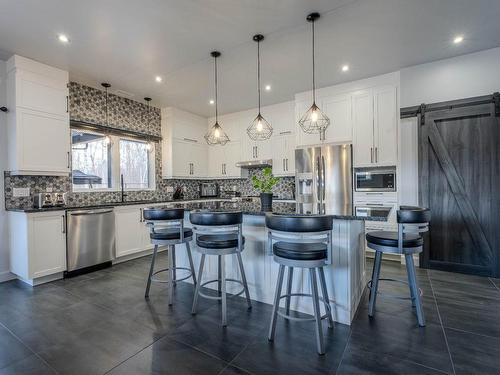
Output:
367,278,423,301
276,293,331,322
197,278,245,300
150,266,194,284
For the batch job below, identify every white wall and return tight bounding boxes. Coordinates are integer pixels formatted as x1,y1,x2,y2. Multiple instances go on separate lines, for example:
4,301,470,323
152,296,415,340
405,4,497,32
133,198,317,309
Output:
401,47,500,107
0,60,11,281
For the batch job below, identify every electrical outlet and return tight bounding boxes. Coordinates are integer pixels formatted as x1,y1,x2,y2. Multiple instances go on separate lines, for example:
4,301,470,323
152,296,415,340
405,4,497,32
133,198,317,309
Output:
13,187,30,197
166,186,174,193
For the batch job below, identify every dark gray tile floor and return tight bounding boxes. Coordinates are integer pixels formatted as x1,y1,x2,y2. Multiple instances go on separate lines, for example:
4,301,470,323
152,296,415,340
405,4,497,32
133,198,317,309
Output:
1,254,500,374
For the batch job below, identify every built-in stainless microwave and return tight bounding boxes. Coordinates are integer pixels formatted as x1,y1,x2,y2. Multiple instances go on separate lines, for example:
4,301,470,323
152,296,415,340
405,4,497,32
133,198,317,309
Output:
354,168,396,192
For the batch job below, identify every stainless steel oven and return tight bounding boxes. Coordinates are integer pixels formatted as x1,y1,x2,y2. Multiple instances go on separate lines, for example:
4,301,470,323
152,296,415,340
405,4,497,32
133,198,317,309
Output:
354,168,396,192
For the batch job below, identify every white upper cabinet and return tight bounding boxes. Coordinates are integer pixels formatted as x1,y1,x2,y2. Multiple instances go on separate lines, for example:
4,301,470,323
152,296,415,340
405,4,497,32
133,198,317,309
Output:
272,134,295,176
373,86,398,166
352,90,374,166
162,107,208,178
6,55,70,175
322,94,352,144
243,138,271,161
209,141,242,178
352,86,398,167
295,99,323,147
265,101,295,136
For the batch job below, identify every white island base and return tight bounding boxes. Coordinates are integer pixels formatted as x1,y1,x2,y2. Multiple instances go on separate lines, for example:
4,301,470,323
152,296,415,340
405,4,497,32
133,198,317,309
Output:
177,214,366,326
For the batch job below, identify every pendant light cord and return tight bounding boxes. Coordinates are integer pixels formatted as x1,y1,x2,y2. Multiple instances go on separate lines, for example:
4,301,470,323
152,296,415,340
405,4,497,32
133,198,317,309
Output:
312,19,316,104
214,55,218,122
257,39,261,114
105,86,109,126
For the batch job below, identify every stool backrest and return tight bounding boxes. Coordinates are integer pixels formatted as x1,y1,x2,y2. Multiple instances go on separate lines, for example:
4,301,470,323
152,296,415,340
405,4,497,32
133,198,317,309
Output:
265,213,333,264
189,211,242,226
143,207,185,241
265,214,333,233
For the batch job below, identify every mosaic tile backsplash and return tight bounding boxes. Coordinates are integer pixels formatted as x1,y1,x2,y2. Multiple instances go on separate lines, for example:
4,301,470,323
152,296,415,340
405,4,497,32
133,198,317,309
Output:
4,81,295,210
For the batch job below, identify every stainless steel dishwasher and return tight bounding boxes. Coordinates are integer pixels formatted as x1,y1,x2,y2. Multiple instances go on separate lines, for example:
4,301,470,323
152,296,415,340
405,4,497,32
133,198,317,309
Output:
66,208,116,276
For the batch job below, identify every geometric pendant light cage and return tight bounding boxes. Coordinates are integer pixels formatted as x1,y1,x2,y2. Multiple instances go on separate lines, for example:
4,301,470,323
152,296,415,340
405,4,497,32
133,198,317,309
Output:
247,34,273,141
298,12,330,139
205,51,230,146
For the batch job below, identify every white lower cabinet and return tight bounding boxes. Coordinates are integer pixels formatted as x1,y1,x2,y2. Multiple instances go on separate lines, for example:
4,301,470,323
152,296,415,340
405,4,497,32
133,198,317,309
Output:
9,211,67,285
114,205,151,258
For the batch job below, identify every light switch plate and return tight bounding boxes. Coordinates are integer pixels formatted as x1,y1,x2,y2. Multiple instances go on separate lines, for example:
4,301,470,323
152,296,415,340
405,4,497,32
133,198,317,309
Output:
13,187,30,197
166,186,174,193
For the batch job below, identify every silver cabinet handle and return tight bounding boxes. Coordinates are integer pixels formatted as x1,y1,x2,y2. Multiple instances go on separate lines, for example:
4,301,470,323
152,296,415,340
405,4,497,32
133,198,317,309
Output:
286,158,288,171
139,208,144,222
370,147,373,163
61,215,66,233
183,138,198,143
67,152,70,169
66,96,69,113
283,158,285,171
279,131,292,135
255,146,258,159
375,147,378,163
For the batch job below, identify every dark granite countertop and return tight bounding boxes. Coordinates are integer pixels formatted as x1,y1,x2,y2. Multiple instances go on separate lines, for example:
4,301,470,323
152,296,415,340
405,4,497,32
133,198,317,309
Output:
7,198,388,221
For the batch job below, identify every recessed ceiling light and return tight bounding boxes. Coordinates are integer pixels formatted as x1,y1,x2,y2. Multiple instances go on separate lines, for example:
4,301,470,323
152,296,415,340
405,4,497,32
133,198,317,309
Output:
155,76,163,83
58,34,70,43
209,99,215,105
265,84,271,91
341,65,349,72
453,35,464,44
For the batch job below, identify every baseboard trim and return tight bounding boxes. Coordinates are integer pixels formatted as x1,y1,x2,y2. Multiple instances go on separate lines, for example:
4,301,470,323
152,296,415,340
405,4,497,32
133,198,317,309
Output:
0,271,16,283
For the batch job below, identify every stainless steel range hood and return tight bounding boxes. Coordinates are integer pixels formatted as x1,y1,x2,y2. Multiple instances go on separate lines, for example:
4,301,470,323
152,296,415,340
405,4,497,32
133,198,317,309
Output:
235,159,272,168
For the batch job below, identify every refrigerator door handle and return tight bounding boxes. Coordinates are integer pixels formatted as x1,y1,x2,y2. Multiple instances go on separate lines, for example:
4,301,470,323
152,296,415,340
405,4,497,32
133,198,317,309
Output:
316,156,321,203
321,156,326,200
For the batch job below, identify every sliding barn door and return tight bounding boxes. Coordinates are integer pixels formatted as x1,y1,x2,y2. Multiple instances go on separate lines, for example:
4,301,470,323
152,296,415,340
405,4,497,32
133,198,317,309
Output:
419,97,500,277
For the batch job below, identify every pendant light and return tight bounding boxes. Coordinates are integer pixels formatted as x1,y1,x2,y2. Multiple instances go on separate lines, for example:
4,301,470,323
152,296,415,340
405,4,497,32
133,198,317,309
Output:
298,12,330,140
101,82,112,145
144,97,153,152
247,34,272,141
205,51,229,146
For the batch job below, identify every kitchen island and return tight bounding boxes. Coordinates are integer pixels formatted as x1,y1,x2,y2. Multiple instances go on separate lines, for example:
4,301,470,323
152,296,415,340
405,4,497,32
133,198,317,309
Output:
167,200,387,325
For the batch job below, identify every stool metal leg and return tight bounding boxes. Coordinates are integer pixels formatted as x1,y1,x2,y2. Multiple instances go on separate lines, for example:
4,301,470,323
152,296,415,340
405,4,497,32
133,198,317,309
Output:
368,251,383,317
145,244,159,298
285,267,294,315
217,255,222,299
405,254,426,327
168,245,174,305
191,254,206,314
172,246,177,287
268,264,285,342
318,267,334,329
236,250,252,309
186,242,197,285
221,254,227,326
310,268,325,355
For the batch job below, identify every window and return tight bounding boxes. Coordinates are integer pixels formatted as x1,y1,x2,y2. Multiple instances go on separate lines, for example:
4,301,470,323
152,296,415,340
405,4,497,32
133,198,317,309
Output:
120,139,151,189
71,130,111,189
71,129,155,191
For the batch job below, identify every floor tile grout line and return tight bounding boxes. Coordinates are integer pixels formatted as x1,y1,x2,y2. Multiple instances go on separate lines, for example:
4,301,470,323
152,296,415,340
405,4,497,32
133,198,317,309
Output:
334,325,353,374
427,271,456,375
0,320,62,375
489,277,500,292
444,325,500,341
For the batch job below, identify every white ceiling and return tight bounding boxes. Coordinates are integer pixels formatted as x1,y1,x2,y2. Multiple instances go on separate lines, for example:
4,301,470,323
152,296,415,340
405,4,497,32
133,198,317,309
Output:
1,0,500,117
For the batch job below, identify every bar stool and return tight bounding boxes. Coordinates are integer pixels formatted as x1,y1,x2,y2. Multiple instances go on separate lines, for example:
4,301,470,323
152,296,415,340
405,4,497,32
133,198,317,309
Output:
366,206,431,326
266,213,334,355
190,210,252,326
143,207,197,305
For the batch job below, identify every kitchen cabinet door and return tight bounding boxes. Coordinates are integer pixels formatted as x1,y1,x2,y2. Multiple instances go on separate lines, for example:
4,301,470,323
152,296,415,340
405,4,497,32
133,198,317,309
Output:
208,145,224,178
191,142,208,178
271,135,295,176
242,138,270,161
171,140,191,177
322,94,352,144
352,90,374,167
14,107,70,174
115,206,150,258
224,141,242,177
374,86,398,166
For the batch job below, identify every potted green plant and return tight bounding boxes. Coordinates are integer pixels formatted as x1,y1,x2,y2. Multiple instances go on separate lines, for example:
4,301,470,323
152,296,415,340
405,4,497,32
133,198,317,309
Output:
251,167,280,211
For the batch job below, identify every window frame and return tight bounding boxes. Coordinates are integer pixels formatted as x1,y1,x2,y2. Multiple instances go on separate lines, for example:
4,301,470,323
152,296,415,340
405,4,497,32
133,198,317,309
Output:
71,130,156,193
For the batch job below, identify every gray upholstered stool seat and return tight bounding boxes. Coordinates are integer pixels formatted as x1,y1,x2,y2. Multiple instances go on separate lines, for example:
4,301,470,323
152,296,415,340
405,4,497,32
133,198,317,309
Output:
366,206,431,327
150,228,193,241
143,207,197,306
266,213,334,355
190,210,252,327
273,242,327,261
196,234,245,249
366,231,423,248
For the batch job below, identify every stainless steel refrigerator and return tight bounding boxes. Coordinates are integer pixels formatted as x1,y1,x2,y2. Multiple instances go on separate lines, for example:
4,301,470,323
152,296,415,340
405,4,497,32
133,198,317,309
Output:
295,144,352,215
